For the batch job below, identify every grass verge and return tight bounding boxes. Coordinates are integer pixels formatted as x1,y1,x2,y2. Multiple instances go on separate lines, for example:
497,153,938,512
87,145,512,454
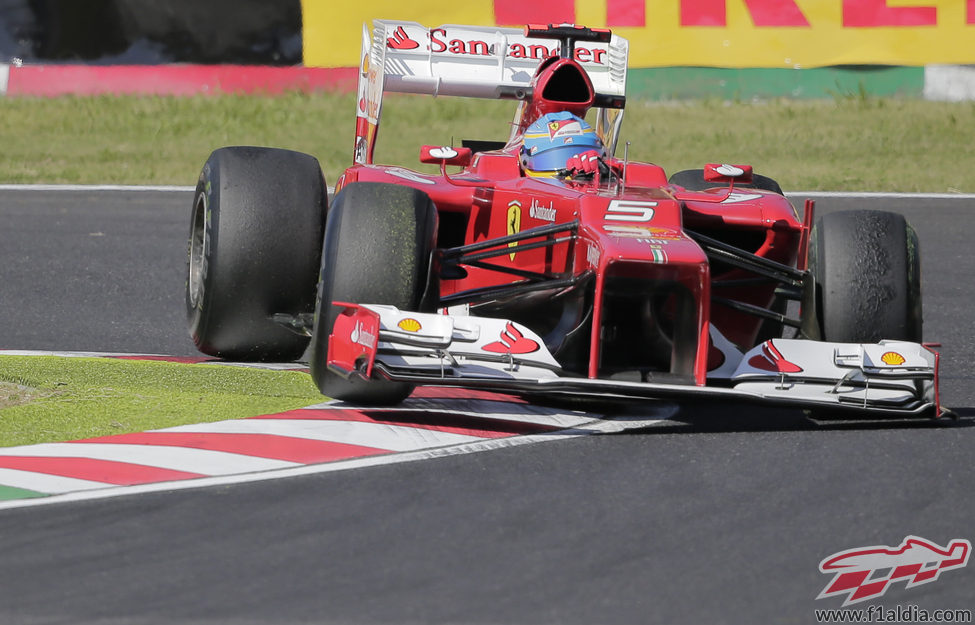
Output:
0,356,323,448
0,93,973,191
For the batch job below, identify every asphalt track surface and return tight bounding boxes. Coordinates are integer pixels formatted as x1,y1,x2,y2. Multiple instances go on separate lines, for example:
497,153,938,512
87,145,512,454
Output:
1,188,974,624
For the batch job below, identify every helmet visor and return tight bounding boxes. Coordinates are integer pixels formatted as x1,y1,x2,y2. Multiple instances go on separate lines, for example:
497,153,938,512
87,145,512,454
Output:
524,145,601,172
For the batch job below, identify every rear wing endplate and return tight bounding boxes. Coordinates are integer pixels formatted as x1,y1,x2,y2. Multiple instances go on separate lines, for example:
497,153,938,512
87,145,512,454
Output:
354,20,629,165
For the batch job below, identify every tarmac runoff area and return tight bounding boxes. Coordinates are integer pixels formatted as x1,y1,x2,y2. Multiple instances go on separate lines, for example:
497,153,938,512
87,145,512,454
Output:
0,186,972,508
0,187,971,509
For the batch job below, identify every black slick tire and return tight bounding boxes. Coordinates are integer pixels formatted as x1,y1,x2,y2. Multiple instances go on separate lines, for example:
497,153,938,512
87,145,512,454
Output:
309,182,438,404
186,146,327,361
807,209,922,343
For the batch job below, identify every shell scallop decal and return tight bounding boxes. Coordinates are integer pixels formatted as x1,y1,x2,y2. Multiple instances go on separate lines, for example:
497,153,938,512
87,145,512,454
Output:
397,318,422,332
880,351,906,366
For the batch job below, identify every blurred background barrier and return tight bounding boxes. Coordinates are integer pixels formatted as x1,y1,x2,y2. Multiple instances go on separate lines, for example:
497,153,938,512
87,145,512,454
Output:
0,0,973,100
0,0,300,65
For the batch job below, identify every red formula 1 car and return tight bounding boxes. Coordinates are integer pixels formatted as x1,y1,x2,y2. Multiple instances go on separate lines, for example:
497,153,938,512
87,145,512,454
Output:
186,21,940,417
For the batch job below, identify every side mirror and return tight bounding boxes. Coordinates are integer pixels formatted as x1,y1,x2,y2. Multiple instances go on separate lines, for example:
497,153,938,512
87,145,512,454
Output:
704,163,753,184
420,145,473,167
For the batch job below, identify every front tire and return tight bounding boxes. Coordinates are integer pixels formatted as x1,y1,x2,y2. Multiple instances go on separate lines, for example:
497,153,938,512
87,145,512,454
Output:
309,182,438,404
186,146,327,361
807,209,922,343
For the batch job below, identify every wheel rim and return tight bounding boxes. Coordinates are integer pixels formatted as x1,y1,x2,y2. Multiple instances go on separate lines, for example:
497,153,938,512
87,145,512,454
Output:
187,191,208,310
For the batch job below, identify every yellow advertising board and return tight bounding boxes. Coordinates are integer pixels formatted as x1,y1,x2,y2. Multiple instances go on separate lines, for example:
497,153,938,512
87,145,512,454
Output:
302,0,975,68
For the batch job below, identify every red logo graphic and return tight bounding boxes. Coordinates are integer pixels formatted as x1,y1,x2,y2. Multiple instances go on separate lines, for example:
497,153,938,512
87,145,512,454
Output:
748,340,803,373
817,536,971,606
386,26,419,50
482,322,540,355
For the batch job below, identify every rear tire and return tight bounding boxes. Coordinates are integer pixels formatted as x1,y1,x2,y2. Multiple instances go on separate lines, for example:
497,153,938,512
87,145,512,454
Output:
668,168,784,195
186,146,327,361
807,210,922,343
309,182,438,404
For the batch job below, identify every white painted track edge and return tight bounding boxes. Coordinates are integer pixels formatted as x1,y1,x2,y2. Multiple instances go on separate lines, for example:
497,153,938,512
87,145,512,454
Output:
1,184,974,200
0,410,677,511
787,191,975,199
0,184,197,192
0,443,300,474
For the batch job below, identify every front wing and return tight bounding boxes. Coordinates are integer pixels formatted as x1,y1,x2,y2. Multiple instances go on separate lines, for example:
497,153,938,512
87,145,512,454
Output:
326,304,942,417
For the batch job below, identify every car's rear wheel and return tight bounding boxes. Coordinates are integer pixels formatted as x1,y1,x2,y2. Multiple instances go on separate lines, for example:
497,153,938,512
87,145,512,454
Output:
186,146,327,361
668,168,784,195
807,209,922,342
309,182,438,404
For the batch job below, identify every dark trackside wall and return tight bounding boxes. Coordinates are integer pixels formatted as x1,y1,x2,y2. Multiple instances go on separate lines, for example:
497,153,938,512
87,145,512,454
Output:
0,0,301,65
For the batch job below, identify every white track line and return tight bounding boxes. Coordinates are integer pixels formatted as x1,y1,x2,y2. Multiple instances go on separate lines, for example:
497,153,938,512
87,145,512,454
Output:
0,184,196,192
0,443,298,475
0,350,308,370
786,191,975,199
0,349,174,358
0,184,973,200
0,468,112,495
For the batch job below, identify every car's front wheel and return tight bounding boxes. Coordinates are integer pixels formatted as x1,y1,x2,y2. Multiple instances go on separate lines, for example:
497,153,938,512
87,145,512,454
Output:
309,182,438,404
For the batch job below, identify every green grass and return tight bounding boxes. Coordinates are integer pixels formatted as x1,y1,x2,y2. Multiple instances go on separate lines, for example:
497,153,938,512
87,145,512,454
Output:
0,356,322,447
1,92,974,191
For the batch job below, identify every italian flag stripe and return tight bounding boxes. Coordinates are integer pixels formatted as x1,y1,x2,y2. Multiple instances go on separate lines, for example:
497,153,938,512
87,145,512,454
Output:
0,484,47,501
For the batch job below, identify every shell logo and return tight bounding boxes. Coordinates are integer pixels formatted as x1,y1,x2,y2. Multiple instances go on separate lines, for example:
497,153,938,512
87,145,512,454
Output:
360,50,369,78
880,351,906,366
397,318,422,332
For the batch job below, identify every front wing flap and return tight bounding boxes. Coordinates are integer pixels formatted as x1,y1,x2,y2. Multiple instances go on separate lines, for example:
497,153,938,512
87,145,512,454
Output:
326,304,941,417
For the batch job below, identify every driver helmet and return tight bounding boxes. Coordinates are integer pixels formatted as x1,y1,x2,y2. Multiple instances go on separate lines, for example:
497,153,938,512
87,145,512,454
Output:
521,111,604,177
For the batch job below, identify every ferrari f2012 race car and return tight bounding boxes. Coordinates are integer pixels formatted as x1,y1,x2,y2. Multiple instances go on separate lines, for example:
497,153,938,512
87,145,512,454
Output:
185,20,940,418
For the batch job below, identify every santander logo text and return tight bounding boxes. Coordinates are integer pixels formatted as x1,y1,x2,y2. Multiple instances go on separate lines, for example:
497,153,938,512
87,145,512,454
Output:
413,28,608,65
817,535,970,606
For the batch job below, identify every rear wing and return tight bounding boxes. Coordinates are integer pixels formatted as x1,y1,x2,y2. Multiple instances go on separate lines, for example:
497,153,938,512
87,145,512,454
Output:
354,20,629,165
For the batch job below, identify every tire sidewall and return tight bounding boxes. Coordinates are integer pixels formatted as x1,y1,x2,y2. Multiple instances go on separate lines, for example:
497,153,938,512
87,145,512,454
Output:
309,182,437,404
186,159,219,342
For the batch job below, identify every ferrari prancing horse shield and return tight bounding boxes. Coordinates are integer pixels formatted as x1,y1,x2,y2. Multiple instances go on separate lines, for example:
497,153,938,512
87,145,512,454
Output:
507,200,521,260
